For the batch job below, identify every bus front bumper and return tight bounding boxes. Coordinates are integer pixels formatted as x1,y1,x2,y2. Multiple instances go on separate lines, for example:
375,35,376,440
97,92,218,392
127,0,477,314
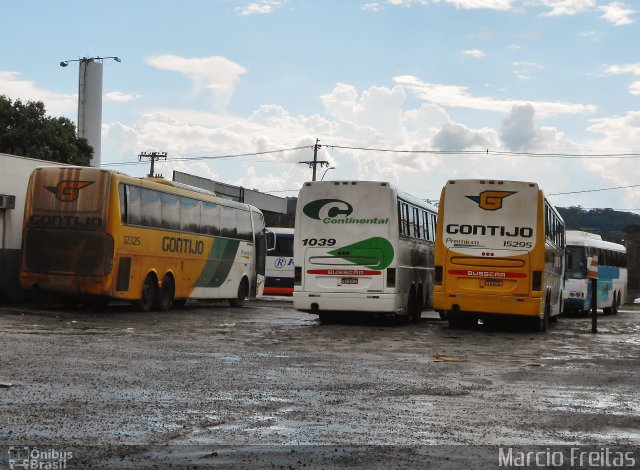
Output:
434,292,542,318
293,292,402,315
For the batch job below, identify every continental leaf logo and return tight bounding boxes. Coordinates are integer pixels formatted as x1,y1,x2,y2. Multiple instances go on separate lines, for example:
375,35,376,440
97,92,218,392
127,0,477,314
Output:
328,237,394,270
303,199,353,220
45,180,94,202
465,190,516,211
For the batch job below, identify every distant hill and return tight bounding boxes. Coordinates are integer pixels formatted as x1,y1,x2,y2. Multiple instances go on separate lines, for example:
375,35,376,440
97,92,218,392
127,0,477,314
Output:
557,206,640,243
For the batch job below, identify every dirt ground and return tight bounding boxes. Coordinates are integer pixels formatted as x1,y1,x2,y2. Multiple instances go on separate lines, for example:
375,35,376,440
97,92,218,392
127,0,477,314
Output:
0,297,639,468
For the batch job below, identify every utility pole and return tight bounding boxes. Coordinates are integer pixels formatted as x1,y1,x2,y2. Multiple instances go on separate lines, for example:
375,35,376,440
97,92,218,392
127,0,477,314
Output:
299,139,329,181
139,151,167,177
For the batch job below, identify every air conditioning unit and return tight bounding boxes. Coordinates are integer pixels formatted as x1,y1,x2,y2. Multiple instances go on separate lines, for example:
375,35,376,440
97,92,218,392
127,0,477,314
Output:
0,194,16,210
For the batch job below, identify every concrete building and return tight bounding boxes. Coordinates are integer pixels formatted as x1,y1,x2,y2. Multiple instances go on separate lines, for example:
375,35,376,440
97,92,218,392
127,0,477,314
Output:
173,171,296,228
0,153,67,299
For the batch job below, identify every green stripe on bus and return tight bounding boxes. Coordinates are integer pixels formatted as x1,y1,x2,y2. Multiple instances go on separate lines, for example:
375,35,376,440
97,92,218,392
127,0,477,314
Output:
193,238,241,288
328,236,394,270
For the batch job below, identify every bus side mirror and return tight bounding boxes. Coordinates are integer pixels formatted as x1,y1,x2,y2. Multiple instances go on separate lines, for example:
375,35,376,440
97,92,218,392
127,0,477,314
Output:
565,252,573,270
265,229,276,252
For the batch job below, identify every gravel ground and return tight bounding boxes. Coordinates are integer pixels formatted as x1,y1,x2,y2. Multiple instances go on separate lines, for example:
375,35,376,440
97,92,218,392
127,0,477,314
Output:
0,298,639,468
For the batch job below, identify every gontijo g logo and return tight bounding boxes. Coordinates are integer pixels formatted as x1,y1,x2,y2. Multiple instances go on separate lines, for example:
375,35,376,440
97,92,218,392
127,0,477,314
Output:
303,199,353,220
465,190,515,211
45,180,94,202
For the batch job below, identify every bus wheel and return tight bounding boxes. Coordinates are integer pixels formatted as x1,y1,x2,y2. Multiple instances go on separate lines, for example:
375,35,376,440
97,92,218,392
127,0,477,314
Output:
538,300,550,332
407,289,420,322
133,274,156,312
448,311,468,329
230,278,249,308
154,274,174,311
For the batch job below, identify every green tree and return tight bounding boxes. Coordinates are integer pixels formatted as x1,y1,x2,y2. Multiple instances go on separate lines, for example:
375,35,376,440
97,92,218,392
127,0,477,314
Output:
0,95,93,165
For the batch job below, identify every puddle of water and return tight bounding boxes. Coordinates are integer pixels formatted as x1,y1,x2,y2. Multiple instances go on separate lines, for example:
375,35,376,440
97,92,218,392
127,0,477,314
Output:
432,353,468,363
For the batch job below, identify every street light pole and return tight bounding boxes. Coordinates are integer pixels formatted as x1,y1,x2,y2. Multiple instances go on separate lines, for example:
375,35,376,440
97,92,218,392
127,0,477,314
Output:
321,166,336,181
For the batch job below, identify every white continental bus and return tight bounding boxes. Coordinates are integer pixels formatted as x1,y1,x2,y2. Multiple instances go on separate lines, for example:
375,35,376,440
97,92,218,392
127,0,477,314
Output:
264,227,294,295
293,181,438,322
433,179,565,331
563,230,627,316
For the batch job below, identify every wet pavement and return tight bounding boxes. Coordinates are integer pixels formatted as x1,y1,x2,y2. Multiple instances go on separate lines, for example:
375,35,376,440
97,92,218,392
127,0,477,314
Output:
0,298,639,468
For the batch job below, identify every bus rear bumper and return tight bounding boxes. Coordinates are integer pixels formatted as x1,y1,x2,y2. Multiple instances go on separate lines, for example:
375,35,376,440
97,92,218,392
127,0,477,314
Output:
20,272,113,297
293,292,401,315
434,292,542,317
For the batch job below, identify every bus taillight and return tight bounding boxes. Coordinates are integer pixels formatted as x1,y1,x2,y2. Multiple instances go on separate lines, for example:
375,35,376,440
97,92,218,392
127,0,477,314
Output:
294,266,301,285
532,271,542,291
434,265,443,285
386,268,396,288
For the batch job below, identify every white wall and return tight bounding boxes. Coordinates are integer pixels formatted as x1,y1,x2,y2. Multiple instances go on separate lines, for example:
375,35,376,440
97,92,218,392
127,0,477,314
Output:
0,153,67,250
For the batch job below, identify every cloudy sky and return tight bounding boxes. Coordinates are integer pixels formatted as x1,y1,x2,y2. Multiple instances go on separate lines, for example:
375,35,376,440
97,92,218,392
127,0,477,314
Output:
3,0,640,210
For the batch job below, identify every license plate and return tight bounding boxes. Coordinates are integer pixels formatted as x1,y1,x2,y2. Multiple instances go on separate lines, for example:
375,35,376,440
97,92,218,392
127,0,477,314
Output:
341,277,358,285
483,279,503,287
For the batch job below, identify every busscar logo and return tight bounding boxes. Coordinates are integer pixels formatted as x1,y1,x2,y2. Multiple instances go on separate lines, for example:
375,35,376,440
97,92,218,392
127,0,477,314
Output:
303,199,353,220
465,190,516,211
45,180,94,202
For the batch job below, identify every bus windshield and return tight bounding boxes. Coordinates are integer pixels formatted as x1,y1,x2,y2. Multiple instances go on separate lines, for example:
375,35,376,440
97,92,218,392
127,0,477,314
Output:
565,245,587,279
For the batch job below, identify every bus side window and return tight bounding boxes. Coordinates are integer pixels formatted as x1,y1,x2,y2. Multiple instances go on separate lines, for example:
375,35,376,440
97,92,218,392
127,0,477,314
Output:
236,210,253,241
180,197,201,233
220,206,237,238
127,186,141,225
160,193,180,230
140,189,160,228
201,202,220,236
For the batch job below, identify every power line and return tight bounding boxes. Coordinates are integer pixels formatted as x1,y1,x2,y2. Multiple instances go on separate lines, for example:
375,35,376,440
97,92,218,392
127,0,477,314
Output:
101,145,312,167
324,144,640,159
548,184,640,196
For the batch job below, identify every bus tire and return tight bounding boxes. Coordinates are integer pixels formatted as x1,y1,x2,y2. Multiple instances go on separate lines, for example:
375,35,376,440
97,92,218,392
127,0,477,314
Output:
230,277,249,308
133,274,157,312
538,298,550,332
413,287,424,322
154,274,174,311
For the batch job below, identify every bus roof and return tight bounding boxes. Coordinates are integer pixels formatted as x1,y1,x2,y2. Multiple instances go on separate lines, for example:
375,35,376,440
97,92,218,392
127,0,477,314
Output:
301,180,437,212
566,230,625,252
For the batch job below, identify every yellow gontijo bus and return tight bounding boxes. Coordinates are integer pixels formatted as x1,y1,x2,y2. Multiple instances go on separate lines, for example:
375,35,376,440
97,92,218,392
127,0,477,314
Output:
20,166,271,311
433,179,565,331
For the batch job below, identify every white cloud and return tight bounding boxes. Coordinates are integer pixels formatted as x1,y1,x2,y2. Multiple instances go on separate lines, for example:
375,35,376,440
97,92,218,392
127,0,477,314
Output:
433,122,498,149
539,0,596,17
599,1,636,25
104,91,141,103
604,63,640,95
462,49,485,57
321,84,407,139
235,0,286,16
434,0,512,10
362,2,383,12
145,55,247,109
394,75,596,116
604,63,640,76
0,71,75,116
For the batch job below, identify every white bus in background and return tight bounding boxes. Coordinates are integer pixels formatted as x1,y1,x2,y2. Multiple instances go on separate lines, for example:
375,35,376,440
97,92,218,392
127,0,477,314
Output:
563,230,627,316
264,227,294,296
293,181,438,322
